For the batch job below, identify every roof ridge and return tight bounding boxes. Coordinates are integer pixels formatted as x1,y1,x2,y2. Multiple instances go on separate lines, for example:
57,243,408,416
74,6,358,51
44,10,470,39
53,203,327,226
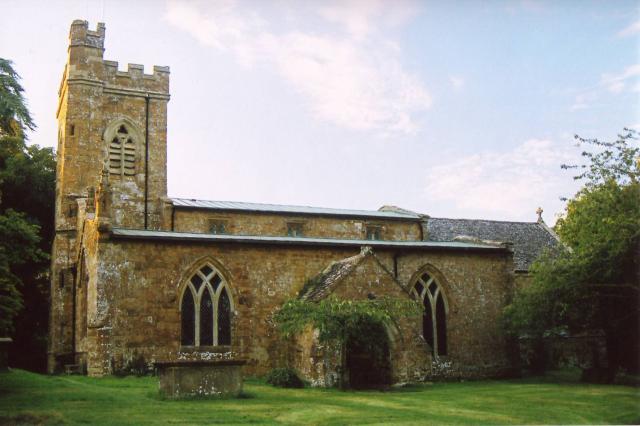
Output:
535,220,562,242
428,217,539,225
169,197,420,219
301,247,408,302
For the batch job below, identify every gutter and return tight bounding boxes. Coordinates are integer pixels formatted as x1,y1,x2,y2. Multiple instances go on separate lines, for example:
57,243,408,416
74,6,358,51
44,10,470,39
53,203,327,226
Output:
110,228,508,253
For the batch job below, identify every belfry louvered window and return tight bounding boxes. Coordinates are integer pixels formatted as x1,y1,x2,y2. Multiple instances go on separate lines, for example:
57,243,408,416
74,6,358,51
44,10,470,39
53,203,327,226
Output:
412,272,448,356
180,264,233,347
108,124,136,176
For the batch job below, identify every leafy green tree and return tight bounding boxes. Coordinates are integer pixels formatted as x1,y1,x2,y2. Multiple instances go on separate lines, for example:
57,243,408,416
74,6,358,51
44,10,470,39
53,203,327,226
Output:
0,210,47,334
504,129,640,380
0,58,34,135
0,58,56,372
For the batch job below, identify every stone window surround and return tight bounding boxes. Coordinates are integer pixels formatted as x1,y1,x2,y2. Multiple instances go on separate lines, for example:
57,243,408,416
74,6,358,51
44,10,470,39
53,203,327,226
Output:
412,271,449,357
208,218,229,235
103,118,142,177
365,223,384,240
179,263,234,347
286,220,306,237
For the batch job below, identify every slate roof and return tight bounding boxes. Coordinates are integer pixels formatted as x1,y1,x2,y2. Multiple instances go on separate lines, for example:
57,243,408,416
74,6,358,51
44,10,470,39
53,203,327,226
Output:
425,218,559,271
171,198,421,221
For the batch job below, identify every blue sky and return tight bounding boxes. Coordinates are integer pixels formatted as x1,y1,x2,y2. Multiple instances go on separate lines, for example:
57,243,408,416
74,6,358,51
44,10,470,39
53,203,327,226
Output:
1,0,638,224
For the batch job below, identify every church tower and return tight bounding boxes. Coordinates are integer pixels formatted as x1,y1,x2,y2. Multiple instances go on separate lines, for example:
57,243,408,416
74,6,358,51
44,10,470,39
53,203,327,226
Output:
48,20,170,372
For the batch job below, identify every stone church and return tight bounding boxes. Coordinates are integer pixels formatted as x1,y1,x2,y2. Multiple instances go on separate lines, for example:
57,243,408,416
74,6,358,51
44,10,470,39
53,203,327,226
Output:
48,20,558,386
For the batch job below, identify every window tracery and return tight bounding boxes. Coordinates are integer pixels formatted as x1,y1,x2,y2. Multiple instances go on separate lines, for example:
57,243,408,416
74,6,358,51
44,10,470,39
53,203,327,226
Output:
108,124,136,176
412,272,448,356
180,264,233,347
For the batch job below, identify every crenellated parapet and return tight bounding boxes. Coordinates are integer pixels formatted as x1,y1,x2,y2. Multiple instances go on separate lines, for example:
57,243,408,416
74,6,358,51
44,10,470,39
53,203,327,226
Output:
62,20,170,99
69,19,105,50
102,61,170,97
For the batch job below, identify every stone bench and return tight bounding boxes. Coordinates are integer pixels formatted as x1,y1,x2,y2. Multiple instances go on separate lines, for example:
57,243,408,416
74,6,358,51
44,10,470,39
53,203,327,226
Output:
155,359,246,399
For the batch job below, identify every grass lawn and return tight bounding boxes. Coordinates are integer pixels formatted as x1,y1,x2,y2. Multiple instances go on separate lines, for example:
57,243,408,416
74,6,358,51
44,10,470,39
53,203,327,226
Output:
0,369,638,425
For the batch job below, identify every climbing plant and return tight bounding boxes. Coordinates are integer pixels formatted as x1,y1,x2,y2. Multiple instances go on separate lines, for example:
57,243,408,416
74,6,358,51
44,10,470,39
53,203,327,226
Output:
274,295,421,386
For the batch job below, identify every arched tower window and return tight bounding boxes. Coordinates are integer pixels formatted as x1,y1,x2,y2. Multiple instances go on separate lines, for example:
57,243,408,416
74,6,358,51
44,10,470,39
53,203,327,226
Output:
412,272,448,357
180,264,233,347
108,124,136,176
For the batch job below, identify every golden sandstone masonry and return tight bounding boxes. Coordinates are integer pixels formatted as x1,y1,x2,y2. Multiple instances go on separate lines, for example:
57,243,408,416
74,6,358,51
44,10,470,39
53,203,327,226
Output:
49,20,558,385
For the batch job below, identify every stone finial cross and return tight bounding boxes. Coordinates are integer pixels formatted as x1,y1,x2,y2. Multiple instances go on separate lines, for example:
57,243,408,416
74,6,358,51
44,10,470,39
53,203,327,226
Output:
536,207,543,223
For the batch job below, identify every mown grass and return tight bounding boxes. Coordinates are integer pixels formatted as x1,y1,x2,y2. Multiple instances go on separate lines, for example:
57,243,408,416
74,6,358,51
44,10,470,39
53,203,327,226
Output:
0,369,638,425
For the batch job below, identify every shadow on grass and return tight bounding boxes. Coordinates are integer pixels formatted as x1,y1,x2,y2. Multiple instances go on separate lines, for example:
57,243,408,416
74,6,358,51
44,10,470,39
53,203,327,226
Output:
0,412,64,426
148,390,257,402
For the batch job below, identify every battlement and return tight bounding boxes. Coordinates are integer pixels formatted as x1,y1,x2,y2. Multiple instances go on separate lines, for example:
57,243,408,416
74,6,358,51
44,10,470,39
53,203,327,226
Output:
102,61,170,78
65,20,170,95
69,20,105,50
102,61,170,94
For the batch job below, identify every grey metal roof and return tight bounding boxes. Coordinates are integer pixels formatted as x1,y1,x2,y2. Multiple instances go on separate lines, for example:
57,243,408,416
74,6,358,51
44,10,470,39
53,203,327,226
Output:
171,198,421,221
425,218,559,271
111,228,506,251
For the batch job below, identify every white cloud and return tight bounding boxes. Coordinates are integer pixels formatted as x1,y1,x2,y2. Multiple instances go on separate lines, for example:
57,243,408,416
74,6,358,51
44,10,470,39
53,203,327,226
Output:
617,19,640,38
570,92,596,111
424,139,575,219
569,63,640,111
164,0,431,135
449,76,465,91
601,63,640,94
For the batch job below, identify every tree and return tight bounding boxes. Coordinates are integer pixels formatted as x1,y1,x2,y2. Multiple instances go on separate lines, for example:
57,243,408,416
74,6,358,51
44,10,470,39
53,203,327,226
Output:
0,58,56,372
504,129,640,380
0,58,35,137
0,210,47,334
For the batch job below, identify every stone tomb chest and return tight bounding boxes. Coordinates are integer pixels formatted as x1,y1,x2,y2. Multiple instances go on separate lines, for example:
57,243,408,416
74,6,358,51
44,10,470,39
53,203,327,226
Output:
155,359,246,399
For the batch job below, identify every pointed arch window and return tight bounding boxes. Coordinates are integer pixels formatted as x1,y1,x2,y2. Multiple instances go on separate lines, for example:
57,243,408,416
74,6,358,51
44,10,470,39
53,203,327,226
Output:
108,124,136,176
412,272,448,356
180,265,233,347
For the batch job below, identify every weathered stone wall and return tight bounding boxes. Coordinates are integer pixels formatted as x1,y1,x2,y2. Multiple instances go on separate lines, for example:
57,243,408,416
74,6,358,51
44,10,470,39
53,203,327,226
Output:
514,271,533,291
172,209,422,241
394,251,516,378
291,255,431,386
49,20,169,372
80,236,513,381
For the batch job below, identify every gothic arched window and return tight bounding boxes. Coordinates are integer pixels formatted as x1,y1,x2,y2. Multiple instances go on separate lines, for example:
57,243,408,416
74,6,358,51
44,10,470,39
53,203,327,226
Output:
108,124,136,176
180,264,233,347
412,272,448,356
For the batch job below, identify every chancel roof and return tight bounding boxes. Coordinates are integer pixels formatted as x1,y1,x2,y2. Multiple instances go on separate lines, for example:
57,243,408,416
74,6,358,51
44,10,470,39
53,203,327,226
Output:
425,218,559,271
